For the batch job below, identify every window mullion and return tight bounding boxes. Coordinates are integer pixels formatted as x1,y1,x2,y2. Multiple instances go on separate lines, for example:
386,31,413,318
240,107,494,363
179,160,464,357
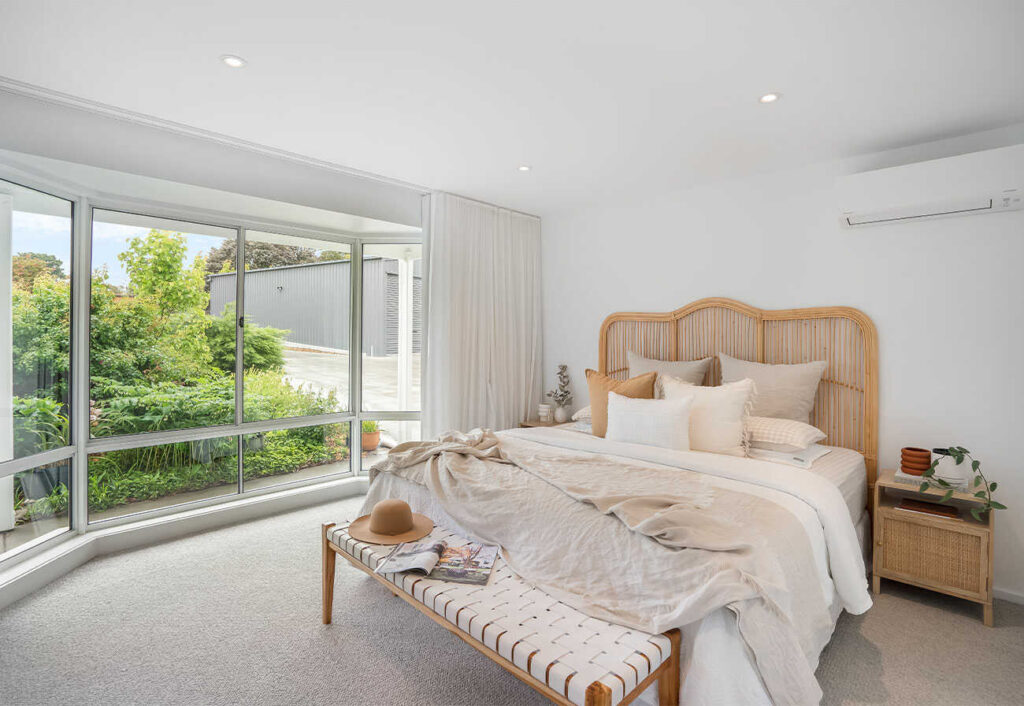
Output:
351,239,363,471
71,200,92,532
235,228,245,493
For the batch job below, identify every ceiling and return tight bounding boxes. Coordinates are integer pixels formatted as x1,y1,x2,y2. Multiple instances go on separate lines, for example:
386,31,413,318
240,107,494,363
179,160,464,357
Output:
1,0,1022,216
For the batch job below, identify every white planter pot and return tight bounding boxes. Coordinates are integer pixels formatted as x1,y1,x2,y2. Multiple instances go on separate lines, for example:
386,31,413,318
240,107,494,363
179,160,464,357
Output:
933,450,971,489
554,406,570,423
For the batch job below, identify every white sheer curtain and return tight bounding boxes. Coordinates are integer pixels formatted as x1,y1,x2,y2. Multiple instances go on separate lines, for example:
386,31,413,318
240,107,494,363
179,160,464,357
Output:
423,192,542,438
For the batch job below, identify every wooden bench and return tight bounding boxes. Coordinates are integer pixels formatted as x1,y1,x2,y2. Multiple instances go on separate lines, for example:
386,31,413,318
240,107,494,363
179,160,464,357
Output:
323,523,681,706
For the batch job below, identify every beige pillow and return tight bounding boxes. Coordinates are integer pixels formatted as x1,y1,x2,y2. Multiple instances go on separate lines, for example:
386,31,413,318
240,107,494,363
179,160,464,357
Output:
585,369,657,438
660,376,755,457
746,416,826,453
627,351,712,390
719,353,826,423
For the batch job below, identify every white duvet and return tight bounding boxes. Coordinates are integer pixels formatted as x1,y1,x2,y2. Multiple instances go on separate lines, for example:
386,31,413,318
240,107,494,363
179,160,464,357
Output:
362,427,871,705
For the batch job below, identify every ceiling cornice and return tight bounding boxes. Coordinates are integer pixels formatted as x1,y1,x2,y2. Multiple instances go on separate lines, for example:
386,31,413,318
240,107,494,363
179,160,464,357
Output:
0,74,431,195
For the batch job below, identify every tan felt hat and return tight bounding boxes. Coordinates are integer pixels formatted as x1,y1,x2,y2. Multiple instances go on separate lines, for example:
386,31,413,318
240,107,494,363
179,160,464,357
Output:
348,499,433,545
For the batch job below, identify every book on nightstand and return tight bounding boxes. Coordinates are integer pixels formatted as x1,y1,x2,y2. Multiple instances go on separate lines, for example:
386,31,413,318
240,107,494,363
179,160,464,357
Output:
896,498,960,519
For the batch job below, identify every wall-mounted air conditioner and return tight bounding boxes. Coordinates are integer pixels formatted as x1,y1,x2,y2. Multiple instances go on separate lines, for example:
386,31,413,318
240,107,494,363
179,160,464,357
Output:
836,144,1024,227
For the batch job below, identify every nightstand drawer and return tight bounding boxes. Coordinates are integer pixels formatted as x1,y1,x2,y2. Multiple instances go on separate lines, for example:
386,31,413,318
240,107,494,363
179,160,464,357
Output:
876,508,989,600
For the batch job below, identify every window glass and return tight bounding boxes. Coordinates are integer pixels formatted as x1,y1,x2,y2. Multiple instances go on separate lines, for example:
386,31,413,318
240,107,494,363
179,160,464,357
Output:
361,244,422,411
88,435,238,522
242,422,350,492
2,179,72,460
0,459,71,557
359,420,420,471
236,232,351,421
90,210,237,437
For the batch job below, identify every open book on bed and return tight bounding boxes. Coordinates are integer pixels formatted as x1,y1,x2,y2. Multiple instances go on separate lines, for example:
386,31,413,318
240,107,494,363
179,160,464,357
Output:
374,539,499,585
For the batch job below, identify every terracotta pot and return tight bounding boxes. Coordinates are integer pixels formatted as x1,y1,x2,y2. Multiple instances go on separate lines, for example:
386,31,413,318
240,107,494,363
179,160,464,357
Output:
901,460,931,472
901,447,931,464
361,431,381,452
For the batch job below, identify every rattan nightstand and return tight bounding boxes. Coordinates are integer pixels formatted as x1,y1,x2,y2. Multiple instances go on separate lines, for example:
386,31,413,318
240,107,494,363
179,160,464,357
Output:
872,468,994,626
519,419,562,428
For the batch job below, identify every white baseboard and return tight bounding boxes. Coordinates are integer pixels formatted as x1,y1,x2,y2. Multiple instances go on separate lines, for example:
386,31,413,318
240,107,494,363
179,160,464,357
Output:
0,476,368,611
994,586,1024,605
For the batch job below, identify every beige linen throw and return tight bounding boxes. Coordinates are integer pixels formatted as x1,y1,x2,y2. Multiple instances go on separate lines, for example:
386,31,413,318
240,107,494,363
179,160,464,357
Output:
371,429,829,705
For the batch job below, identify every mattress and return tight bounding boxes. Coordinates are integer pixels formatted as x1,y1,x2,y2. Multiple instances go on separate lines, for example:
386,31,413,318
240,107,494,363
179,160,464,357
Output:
807,445,868,523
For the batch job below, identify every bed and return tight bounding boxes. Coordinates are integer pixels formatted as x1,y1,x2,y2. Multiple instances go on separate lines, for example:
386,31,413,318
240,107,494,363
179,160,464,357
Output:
361,298,879,705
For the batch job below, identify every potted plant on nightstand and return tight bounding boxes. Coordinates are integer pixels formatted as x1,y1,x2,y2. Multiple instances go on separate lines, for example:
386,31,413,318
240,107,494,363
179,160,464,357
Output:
361,421,381,452
547,365,573,423
918,446,1007,521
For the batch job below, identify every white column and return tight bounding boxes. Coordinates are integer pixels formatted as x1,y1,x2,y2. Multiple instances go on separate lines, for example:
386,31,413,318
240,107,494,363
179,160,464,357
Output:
396,249,412,412
0,193,14,532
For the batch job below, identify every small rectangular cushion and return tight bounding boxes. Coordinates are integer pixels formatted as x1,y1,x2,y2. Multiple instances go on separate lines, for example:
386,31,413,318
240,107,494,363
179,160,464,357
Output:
719,353,827,423
627,351,712,390
746,416,826,453
660,376,754,457
585,369,657,438
605,391,693,451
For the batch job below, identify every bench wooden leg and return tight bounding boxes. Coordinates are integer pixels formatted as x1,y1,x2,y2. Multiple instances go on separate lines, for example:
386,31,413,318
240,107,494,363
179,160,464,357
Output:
658,628,682,706
322,523,336,625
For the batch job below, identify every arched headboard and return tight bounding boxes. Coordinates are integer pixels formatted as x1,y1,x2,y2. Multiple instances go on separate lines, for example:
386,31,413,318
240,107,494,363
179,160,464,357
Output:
599,297,879,489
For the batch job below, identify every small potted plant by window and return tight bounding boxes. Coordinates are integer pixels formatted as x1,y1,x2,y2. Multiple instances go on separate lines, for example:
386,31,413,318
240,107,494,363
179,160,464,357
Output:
361,420,381,452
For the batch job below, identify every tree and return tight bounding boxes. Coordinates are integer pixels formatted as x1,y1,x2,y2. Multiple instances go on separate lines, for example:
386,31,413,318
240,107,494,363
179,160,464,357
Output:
118,230,208,315
205,240,322,275
12,252,66,290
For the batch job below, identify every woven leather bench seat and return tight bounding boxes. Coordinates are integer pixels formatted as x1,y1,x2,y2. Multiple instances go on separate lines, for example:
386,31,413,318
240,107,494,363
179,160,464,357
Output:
322,523,680,706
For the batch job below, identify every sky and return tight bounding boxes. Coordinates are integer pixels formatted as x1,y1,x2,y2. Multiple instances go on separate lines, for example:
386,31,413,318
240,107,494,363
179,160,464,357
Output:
12,211,224,288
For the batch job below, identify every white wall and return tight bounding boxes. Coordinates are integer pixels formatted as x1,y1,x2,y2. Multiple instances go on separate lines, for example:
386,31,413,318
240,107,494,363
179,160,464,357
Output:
541,128,1024,601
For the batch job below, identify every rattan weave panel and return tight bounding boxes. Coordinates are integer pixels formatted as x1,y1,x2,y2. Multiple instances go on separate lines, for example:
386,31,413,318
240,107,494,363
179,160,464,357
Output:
881,516,983,593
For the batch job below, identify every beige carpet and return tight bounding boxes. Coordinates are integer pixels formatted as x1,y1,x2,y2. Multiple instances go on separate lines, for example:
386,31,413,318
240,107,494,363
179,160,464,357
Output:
0,494,1021,705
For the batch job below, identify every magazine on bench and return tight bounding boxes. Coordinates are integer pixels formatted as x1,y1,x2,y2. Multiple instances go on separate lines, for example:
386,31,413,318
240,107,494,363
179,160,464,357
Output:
374,539,499,585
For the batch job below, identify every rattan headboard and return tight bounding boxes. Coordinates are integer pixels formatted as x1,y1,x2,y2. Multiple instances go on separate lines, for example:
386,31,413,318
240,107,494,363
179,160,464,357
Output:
599,297,879,488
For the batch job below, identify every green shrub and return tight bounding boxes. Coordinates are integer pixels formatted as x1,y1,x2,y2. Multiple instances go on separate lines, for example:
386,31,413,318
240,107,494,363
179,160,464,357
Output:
12,396,70,457
243,369,337,421
207,302,288,374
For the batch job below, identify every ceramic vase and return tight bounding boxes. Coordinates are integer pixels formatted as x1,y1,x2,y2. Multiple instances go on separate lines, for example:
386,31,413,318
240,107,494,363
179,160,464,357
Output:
554,406,570,423
933,448,971,489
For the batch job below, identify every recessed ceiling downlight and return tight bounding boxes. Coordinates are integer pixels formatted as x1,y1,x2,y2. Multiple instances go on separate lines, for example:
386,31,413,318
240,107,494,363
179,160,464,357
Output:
518,165,531,172
759,92,780,103
221,55,247,69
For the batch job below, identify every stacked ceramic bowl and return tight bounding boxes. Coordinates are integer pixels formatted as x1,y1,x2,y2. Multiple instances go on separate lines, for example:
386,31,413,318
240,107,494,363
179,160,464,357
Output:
900,447,932,476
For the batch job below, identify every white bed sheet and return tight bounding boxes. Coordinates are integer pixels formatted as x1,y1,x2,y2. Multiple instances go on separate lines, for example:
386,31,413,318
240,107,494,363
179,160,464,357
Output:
808,446,868,524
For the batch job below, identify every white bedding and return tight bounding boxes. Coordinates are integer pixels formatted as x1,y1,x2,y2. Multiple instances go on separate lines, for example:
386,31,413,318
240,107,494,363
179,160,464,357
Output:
806,446,867,523
360,427,871,705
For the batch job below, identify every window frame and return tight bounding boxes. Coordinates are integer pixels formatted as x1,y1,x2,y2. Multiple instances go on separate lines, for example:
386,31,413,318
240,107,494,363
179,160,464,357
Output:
0,163,423,565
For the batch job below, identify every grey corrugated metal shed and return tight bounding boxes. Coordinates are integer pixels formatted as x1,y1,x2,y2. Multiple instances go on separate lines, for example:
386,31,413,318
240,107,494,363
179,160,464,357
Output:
208,257,421,356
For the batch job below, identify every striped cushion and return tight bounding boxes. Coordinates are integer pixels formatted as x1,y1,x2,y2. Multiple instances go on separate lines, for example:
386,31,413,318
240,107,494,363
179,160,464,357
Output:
331,524,671,706
746,416,825,453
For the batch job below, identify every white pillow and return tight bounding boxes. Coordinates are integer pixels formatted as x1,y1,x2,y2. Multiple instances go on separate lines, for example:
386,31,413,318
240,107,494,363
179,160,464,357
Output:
719,353,826,423
660,376,754,457
627,351,712,393
748,443,832,469
571,405,591,422
605,391,693,451
746,416,826,453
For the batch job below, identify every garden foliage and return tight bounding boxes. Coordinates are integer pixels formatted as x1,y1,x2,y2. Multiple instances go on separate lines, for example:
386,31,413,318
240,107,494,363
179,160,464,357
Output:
11,229,348,522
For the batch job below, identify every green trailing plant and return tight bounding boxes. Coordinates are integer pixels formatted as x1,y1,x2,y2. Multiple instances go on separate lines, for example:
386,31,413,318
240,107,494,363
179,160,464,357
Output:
918,446,1006,521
